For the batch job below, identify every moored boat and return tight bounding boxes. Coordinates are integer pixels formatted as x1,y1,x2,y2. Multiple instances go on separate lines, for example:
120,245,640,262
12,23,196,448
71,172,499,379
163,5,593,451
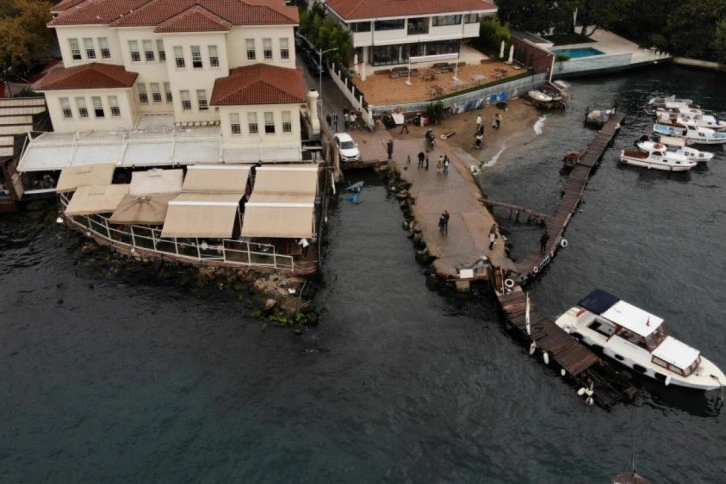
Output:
653,122,726,145
636,140,714,164
656,110,726,131
585,105,617,128
620,142,697,171
645,95,696,115
555,290,726,391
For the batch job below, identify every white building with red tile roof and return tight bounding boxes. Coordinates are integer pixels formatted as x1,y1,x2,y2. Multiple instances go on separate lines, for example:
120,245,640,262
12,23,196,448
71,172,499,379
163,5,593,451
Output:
324,0,497,67
24,0,308,170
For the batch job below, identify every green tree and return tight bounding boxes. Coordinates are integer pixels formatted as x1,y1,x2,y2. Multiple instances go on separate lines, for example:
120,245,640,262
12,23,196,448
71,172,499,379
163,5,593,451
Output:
665,0,726,60
495,0,562,34
298,2,352,71
0,0,54,68
714,19,726,63
478,18,511,56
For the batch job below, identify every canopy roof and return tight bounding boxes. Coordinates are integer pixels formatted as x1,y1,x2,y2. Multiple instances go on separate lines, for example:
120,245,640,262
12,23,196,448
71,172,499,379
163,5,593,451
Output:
56,163,116,193
600,300,664,337
250,165,318,202
651,336,700,370
241,203,315,238
161,192,243,238
129,168,184,196
109,193,177,225
182,165,251,193
64,184,130,216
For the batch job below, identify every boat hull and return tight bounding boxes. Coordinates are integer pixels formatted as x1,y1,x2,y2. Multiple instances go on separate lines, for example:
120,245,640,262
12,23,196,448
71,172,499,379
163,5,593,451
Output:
619,152,695,171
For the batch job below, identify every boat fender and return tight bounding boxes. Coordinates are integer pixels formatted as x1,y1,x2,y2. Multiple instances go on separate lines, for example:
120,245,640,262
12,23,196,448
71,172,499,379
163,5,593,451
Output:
664,375,672,386
504,278,515,289
533,265,540,274
586,396,594,406
560,238,568,248
543,351,549,365
529,342,537,355
561,369,566,377
577,387,587,396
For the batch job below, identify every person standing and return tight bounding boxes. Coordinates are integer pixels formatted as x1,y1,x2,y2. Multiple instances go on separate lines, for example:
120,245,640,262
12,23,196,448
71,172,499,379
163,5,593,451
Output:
488,232,496,250
400,121,409,134
386,139,394,160
417,151,425,169
495,113,502,130
326,114,332,127
475,132,483,149
492,115,497,130
540,231,550,254
439,210,449,235
437,155,444,173
425,154,430,170
344,112,350,130
333,114,339,131
476,114,482,131
349,111,357,129
443,155,450,175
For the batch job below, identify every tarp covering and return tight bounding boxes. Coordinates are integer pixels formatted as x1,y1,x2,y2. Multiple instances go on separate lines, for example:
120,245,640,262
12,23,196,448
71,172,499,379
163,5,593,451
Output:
241,203,315,238
108,193,177,225
56,163,117,193
182,165,251,193
64,184,130,216
161,192,243,238
129,168,183,196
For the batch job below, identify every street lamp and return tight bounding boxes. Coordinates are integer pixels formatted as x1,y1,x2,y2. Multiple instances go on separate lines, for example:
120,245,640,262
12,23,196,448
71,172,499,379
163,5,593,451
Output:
317,47,338,124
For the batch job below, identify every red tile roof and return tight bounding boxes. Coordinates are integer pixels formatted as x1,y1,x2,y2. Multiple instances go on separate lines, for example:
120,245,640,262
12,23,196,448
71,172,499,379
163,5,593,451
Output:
211,64,305,106
52,0,90,12
37,63,139,91
50,0,298,27
155,5,232,33
326,0,497,20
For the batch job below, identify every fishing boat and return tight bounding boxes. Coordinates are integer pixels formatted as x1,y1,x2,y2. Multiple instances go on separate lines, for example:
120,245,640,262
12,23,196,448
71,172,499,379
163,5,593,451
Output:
585,105,617,128
526,89,564,109
620,142,697,171
555,290,726,391
635,140,714,164
644,95,696,115
652,122,726,145
656,110,726,131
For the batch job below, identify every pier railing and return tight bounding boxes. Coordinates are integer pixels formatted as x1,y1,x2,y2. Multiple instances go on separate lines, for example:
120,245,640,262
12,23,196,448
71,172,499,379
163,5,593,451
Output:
60,197,295,271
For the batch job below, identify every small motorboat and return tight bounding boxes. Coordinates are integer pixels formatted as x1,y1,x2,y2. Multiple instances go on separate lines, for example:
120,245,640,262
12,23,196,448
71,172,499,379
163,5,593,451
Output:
656,110,726,131
620,142,697,171
585,105,617,128
527,89,565,109
555,289,726,391
644,95,696,115
653,122,726,145
636,140,714,164
345,181,364,192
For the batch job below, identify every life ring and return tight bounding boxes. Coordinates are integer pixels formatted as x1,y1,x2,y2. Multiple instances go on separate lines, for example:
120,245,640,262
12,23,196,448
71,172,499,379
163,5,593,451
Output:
560,238,569,248
533,266,540,274
504,278,515,289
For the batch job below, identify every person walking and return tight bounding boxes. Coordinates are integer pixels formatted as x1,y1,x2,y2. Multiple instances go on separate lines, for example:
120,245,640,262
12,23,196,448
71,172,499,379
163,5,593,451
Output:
540,231,550,254
476,114,482,131
439,210,450,235
417,151,425,169
474,132,483,150
495,113,502,130
400,121,409,134
326,114,332,127
333,114,339,131
488,232,496,250
344,112,350,130
425,154,429,170
492,115,497,130
443,155,450,175
437,155,444,173
386,139,394,160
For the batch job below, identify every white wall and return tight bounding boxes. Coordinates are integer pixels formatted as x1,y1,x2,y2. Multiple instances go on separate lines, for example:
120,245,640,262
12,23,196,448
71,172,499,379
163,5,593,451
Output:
226,26,296,69
43,88,136,133
54,25,124,67
218,103,301,161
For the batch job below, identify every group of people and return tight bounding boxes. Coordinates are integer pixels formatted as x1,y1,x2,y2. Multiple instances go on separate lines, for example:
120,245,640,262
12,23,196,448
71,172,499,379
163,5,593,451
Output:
438,210,450,235
472,112,502,149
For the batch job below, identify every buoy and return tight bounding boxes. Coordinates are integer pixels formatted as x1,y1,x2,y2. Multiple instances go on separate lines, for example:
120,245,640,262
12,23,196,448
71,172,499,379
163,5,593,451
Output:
504,278,515,289
543,351,549,365
560,369,566,377
560,238,568,248
56,216,63,224
529,342,537,355
533,265,540,274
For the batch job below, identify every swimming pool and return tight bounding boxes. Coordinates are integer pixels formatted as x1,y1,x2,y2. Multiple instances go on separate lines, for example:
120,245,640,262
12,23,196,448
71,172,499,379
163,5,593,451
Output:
552,47,605,58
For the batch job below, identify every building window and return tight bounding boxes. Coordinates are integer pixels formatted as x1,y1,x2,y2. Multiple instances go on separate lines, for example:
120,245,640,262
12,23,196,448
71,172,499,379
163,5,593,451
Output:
196,90,208,111
156,40,166,62
246,39,255,60
129,40,140,61
98,37,110,58
350,21,371,33
76,97,88,118
138,83,148,104
264,112,275,134
263,38,272,60
150,83,162,103
69,39,81,60
230,113,241,134
191,46,203,68
282,111,292,133
180,90,191,110
279,38,289,60
60,98,72,118
83,38,96,59
248,112,258,134
432,15,462,27
143,40,154,61
108,96,120,117
208,45,219,67
174,46,185,68
464,13,479,24
407,18,429,35
374,19,405,31
89,96,104,118
164,82,172,103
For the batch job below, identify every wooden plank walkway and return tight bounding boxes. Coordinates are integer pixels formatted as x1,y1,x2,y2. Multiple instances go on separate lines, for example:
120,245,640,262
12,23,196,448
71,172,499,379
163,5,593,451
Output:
513,113,626,277
496,286,638,409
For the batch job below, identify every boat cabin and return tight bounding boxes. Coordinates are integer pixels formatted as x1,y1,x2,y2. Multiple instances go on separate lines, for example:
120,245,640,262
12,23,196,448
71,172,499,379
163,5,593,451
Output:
577,290,701,377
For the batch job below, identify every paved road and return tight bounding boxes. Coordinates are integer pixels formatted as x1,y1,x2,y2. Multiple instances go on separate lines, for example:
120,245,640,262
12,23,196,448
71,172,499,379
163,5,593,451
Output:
296,49,352,132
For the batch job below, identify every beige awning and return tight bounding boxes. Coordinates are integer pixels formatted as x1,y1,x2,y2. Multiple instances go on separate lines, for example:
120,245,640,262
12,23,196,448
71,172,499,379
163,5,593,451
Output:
182,165,251,193
108,193,177,225
56,163,117,193
129,168,183,196
161,192,243,238
241,202,315,238
64,184,130,216
251,165,318,199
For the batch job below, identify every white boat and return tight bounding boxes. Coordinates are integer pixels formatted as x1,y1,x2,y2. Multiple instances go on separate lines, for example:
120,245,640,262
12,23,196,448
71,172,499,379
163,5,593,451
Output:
527,90,554,103
645,95,696,115
656,110,726,131
620,142,697,171
526,89,564,109
653,122,726,145
636,140,714,164
555,290,726,391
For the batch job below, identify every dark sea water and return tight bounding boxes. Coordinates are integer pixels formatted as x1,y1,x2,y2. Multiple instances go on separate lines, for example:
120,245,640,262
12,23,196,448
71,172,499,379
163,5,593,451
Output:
2,64,726,482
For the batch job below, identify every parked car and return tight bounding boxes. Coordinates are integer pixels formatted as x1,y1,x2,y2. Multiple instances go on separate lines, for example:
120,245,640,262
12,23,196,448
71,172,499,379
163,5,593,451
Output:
333,133,360,162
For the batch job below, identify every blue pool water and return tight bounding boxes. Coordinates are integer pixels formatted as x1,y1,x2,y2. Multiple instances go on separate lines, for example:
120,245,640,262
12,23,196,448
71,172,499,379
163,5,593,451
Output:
553,47,605,58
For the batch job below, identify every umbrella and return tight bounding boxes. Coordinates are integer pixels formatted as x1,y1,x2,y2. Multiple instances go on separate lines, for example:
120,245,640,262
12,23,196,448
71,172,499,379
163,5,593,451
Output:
109,193,177,225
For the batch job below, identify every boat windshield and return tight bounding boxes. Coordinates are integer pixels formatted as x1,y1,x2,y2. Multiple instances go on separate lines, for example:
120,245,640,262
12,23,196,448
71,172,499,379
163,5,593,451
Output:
644,324,668,350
